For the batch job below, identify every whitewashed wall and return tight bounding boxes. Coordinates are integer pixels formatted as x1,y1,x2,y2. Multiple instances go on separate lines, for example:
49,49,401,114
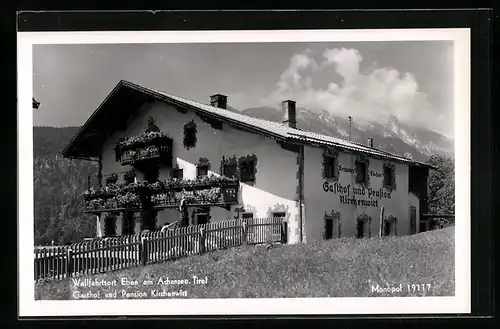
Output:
97,100,301,243
302,145,412,243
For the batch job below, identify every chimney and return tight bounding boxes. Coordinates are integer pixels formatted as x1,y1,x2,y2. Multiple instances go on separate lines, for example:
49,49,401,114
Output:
282,100,297,129
367,137,374,148
210,94,228,109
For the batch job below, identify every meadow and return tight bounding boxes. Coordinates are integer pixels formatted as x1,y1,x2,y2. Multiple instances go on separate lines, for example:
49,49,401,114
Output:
35,226,454,299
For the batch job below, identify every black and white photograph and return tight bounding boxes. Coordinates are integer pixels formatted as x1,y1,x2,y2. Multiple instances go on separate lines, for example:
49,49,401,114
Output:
19,28,470,316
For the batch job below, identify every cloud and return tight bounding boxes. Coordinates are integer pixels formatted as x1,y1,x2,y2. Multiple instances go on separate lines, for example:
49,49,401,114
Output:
263,48,447,134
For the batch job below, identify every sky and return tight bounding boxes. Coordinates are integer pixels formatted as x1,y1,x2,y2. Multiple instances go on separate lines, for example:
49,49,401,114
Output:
33,41,454,138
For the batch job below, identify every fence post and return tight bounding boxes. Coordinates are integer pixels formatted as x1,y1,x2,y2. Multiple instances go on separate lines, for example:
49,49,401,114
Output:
281,221,288,244
379,206,385,237
199,228,206,254
66,249,73,278
140,237,148,266
242,219,248,245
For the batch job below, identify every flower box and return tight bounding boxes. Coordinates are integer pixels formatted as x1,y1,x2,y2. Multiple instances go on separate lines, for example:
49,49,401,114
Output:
221,183,239,203
114,132,173,167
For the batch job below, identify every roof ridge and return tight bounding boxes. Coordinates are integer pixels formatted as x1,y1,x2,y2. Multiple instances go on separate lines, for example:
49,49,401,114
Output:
132,82,430,167
149,87,288,127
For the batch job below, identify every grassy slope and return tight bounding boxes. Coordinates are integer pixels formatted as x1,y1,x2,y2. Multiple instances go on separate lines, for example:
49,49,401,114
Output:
36,227,455,299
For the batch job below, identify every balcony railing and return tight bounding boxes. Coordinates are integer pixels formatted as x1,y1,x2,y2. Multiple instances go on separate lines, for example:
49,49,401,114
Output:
83,176,239,213
83,183,151,213
149,176,239,208
114,132,173,167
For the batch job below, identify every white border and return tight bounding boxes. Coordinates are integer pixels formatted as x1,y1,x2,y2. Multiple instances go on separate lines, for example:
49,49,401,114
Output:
18,29,471,317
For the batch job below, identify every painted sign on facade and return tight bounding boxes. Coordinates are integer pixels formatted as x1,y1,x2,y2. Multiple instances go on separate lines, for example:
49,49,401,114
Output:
322,181,392,208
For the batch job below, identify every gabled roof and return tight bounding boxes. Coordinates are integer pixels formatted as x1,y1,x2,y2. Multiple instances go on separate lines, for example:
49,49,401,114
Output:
62,80,435,169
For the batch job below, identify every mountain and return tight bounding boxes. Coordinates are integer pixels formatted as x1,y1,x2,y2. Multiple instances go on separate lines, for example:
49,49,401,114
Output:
233,106,454,162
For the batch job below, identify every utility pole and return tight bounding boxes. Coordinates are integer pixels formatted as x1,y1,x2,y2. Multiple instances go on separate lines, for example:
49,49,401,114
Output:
348,116,352,141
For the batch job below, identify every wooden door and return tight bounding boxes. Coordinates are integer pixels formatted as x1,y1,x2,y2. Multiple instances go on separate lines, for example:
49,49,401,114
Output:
324,217,333,240
410,206,417,234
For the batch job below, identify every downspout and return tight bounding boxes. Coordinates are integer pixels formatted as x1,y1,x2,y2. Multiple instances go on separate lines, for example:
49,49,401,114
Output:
298,144,304,243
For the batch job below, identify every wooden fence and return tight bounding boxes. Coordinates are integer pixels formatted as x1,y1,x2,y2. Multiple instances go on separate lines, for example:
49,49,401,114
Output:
34,217,286,282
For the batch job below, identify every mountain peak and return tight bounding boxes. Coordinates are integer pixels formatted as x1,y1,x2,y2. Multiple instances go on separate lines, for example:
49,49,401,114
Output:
235,106,452,161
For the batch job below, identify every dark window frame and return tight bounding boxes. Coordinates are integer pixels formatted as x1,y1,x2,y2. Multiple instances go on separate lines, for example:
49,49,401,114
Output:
171,168,184,179
356,220,365,239
123,170,136,185
322,149,339,181
196,157,211,178
196,165,209,177
104,216,117,237
272,212,286,218
237,154,258,184
222,163,238,178
355,159,369,186
239,159,256,183
324,156,337,179
383,163,396,190
183,119,198,150
242,212,254,219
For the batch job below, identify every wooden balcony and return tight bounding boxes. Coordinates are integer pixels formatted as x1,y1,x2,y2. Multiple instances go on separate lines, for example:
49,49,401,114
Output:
114,133,173,167
83,184,150,214
150,179,239,210
83,177,239,213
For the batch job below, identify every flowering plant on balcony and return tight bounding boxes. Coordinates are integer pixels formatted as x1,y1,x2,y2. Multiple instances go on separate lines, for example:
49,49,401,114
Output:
196,187,222,203
83,181,148,199
117,131,169,148
116,192,142,208
150,175,239,194
137,145,160,159
151,187,223,206
85,192,142,211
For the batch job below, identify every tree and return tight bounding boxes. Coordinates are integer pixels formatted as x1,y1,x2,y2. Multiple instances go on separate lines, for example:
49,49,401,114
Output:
426,154,455,227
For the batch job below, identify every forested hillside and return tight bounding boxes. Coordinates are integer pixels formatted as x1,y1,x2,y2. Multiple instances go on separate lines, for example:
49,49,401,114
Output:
34,127,97,245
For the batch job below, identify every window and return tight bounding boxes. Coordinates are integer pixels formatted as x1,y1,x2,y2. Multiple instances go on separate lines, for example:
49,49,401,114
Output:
383,164,396,189
195,213,209,225
143,165,159,183
272,212,286,218
171,168,183,179
183,120,197,150
324,217,333,240
324,156,337,179
123,170,136,184
197,165,209,177
240,160,256,183
355,161,368,185
106,173,118,186
383,221,392,236
242,213,254,219
121,212,135,235
322,149,339,180
356,220,365,239
222,163,238,178
272,212,285,235
104,216,117,237
324,211,340,240
196,157,211,178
